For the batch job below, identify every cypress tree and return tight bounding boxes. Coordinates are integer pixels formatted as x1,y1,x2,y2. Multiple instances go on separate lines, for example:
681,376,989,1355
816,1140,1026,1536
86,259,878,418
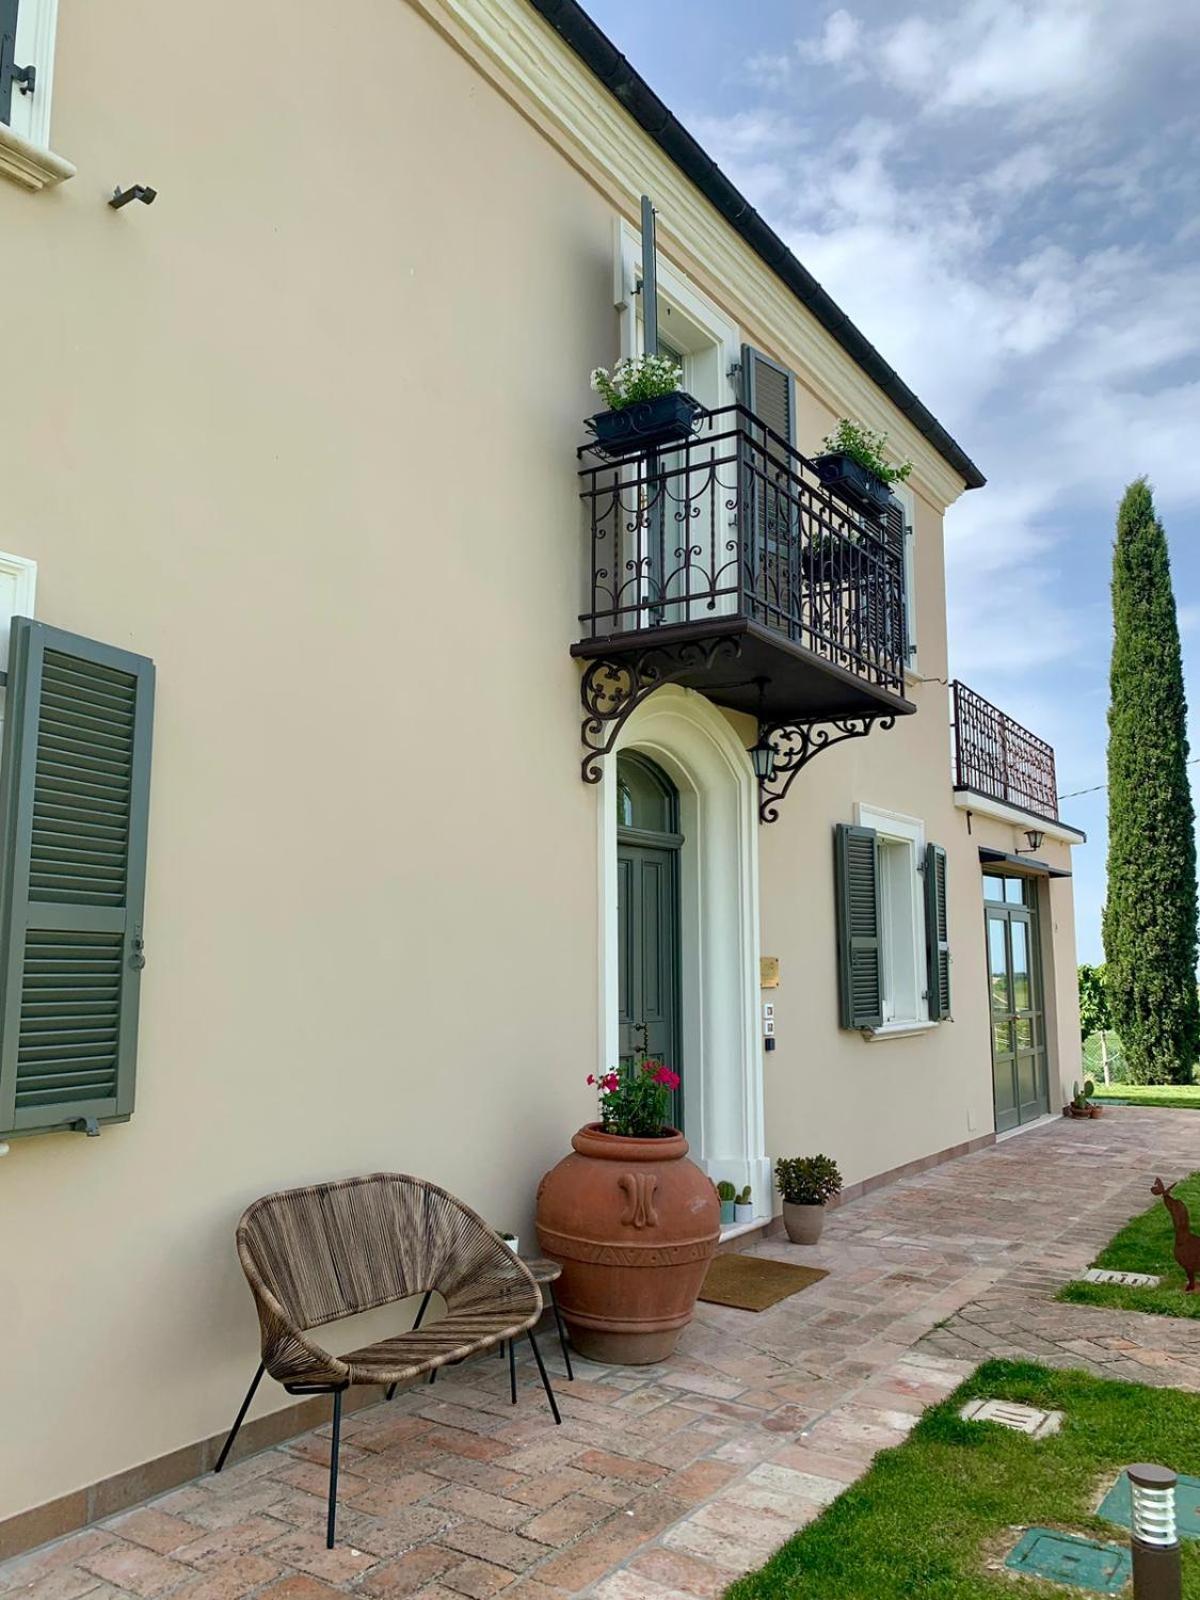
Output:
1102,478,1199,1083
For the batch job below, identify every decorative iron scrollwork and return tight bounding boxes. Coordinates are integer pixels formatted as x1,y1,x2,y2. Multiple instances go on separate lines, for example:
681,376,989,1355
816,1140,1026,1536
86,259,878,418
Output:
579,637,742,783
757,714,897,824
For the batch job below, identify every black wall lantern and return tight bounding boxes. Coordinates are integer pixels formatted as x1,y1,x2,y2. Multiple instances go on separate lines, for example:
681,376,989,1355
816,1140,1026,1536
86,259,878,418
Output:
1015,827,1046,855
748,680,776,781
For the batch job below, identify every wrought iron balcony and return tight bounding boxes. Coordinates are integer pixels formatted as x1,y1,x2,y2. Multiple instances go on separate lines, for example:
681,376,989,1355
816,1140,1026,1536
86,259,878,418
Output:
951,680,1059,822
570,404,914,809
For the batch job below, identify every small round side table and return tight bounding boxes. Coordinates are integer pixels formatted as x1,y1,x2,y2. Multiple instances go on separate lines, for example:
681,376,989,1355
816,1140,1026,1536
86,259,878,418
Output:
522,1258,574,1384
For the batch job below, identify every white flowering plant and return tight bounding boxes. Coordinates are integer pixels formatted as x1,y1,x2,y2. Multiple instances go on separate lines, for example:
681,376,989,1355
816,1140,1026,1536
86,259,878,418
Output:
590,353,683,412
820,419,912,486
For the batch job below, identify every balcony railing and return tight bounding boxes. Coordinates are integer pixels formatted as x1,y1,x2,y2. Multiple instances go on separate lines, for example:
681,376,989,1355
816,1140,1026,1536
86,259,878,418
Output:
951,680,1059,821
574,404,908,720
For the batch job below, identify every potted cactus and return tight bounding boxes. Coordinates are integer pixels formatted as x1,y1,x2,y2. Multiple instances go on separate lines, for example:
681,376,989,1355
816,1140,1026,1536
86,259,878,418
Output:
1064,1079,1102,1119
775,1155,842,1245
716,1180,737,1225
734,1186,754,1225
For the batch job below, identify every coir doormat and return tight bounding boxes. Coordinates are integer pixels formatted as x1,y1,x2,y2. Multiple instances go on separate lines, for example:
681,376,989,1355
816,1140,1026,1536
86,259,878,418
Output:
698,1252,828,1311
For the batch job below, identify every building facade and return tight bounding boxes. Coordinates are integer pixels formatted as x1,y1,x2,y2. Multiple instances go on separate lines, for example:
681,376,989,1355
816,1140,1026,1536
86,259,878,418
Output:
0,0,1083,1553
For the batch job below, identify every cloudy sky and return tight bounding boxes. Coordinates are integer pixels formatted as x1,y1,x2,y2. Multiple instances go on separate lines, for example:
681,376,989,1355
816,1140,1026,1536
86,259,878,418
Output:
586,0,1200,963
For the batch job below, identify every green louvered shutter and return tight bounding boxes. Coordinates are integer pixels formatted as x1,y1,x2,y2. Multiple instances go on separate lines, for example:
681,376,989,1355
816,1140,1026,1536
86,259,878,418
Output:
0,0,22,126
924,842,951,1021
0,619,154,1136
834,824,882,1029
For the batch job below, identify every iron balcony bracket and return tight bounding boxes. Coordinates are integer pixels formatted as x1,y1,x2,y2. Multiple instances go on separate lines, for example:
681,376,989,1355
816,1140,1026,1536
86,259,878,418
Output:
579,636,743,784
757,713,897,824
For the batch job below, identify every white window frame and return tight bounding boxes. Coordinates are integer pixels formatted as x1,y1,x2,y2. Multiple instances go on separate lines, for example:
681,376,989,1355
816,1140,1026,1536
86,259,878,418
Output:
613,216,740,410
855,801,933,1036
0,549,37,752
0,0,72,191
889,480,919,676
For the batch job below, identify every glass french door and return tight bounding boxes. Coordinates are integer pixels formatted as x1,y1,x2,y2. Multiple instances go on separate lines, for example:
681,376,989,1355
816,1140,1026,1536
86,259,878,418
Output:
985,874,1048,1132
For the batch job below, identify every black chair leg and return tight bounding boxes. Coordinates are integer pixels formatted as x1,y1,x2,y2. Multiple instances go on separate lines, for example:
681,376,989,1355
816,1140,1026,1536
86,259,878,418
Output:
526,1330,561,1425
508,1339,517,1405
428,1366,437,1385
548,1287,574,1382
214,1362,265,1473
387,1290,433,1401
326,1388,344,1549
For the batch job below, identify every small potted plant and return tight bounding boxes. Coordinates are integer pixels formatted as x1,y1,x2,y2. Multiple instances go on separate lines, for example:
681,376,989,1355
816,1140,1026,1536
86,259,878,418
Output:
734,1186,754,1225
716,1180,737,1226
585,354,705,458
1064,1079,1102,1119
814,418,912,520
775,1155,842,1245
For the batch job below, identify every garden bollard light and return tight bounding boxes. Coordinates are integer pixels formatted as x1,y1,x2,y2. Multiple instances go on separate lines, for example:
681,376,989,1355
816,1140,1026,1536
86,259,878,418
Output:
1127,1463,1181,1600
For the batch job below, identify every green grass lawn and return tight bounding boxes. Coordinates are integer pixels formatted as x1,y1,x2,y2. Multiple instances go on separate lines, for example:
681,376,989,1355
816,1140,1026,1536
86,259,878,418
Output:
725,1360,1200,1600
1057,1169,1200,1318
1091,1082,1200,1109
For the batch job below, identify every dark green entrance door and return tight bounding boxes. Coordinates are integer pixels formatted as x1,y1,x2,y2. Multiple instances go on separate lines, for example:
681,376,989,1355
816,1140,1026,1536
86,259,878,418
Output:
617,754,682,1129
985,874,1048,1132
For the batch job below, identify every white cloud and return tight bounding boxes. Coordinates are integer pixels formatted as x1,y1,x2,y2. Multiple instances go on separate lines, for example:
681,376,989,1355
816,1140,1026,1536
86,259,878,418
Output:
798,9,863,67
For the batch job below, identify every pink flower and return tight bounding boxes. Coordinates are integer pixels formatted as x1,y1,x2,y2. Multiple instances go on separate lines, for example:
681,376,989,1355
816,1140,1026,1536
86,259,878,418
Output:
654,1065,680,1089
603,1072,620,1092
586,1074,596,1086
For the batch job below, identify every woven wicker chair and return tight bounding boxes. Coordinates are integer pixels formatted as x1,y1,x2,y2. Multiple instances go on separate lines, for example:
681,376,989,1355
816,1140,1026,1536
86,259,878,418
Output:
214,1173,558,1546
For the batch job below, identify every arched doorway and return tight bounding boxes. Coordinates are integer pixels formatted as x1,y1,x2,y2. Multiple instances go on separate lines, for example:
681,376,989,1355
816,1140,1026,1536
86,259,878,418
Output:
616,753,683,1129
596,687,768,1216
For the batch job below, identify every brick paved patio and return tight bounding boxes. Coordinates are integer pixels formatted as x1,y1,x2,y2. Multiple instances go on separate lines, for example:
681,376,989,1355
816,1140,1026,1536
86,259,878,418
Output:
6,1109,1200,1600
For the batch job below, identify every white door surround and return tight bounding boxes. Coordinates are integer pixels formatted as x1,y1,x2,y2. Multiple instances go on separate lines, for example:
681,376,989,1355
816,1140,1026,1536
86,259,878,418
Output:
596,686,768,1214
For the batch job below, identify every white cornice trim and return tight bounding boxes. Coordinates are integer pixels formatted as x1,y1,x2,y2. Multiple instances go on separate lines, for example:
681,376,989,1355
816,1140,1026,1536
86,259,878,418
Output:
0,123,74,191
953,788,1087,844
404,0,971,511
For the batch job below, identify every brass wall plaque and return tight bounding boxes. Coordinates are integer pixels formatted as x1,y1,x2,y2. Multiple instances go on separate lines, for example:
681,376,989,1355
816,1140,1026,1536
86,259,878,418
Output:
760,956,780,989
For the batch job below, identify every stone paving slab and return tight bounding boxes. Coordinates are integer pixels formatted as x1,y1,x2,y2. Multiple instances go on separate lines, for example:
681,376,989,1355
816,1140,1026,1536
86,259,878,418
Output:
5,1109,1199,1598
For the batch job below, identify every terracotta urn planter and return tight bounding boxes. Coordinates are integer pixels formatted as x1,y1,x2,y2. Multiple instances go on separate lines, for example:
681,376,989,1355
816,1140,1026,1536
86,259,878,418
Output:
782,1201,826,1245
536,1123,720,1365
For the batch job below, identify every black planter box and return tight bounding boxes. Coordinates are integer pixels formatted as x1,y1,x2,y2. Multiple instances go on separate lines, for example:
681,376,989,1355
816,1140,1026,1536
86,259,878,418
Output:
813,451,893,519
585,391,705,459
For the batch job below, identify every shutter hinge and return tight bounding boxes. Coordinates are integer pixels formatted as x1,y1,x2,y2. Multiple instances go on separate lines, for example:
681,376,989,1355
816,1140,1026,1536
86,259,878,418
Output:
130,935,146,971
12,63,35,96
72,1116,100,1136
727,359,742,386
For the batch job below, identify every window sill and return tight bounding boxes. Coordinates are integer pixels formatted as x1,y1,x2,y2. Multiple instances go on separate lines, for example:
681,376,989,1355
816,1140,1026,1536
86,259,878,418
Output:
0,124,76,191
862,1020,938,1042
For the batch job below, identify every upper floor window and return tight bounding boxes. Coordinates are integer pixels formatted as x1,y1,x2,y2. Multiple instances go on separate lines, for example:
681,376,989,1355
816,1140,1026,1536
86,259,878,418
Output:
0,0,72,191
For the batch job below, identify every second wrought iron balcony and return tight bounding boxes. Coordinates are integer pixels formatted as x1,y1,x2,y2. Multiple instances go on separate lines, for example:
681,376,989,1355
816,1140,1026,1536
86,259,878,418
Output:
571,403,916,731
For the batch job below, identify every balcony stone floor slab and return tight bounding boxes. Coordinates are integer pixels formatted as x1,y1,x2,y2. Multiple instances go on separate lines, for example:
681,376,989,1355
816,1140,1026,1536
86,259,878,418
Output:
6,1110,1200,1599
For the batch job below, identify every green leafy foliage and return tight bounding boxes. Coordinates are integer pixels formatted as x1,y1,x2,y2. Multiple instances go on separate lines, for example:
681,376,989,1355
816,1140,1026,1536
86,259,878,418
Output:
590,354,682,411
774,1154,842,1206
819,418,913,485
1103,479,1200,1084
1058,1169,1200,1319
725,1361,1200,1599
1078,963,1110,1044
587,1056,680,1138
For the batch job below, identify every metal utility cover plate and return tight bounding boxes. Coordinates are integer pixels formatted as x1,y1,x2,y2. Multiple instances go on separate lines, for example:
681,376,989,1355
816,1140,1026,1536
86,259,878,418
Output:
1099,1470,1200,1539
960,1398,1063,1437
1005,1528,1131,1592
1084,1267,1161,1287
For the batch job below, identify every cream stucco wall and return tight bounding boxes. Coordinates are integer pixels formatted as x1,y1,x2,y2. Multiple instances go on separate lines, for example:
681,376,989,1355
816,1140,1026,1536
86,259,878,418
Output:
0,0,1081,1533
